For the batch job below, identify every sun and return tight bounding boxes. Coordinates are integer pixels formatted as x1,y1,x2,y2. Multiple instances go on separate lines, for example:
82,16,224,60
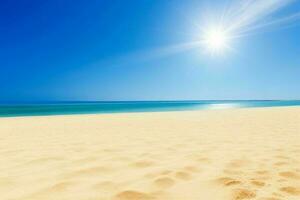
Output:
202,26,230,54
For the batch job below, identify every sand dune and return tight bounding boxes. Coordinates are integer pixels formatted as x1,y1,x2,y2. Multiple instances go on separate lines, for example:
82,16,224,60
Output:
0,107,299,200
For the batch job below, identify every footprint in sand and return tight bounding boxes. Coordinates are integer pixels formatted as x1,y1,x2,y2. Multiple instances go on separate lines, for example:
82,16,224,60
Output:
174,171,191,180
280,186,300,195
159,170,173,175
146,166,198,192
232,188,256,200
278,171,300,180
273,161,288,167
217,164,273,199
174,165,199,180
146,165,198,192
250,180,265,187
216,177,242,187
153,177,175,188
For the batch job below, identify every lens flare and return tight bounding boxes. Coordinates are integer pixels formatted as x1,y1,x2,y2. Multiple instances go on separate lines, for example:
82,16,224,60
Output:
202,27,230,54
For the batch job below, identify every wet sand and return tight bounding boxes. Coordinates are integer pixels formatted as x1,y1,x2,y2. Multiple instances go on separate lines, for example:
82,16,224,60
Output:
0,106,299,200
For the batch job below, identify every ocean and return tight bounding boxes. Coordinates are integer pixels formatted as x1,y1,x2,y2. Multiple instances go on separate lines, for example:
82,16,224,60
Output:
0,100,299,117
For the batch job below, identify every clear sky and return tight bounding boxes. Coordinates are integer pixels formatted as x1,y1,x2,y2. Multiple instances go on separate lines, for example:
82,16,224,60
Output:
1,0,300,102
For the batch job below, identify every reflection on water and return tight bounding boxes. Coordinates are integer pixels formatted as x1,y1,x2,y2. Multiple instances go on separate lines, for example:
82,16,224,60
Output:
207,103,241,110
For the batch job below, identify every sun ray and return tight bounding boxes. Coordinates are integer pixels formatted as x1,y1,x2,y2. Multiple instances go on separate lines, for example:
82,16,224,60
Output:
201,25,231,54
197,0,300,55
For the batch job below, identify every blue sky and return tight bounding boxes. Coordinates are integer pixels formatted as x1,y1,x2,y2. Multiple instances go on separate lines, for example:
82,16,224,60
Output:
0,0,300,102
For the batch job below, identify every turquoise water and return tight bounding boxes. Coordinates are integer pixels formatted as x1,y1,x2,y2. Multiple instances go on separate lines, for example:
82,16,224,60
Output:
0,100,299,117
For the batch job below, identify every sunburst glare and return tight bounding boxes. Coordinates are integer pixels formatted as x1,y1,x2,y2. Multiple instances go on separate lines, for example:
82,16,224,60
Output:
202,26,231,54
196,0,300,56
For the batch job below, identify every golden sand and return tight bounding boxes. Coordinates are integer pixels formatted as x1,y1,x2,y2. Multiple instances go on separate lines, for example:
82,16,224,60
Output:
0,107,299,200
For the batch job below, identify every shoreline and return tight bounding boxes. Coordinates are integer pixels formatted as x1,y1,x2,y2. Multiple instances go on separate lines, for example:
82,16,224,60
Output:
0,100,300,118
0,104,300,119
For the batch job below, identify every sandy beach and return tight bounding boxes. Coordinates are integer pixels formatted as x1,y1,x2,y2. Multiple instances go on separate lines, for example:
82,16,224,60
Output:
0,106,299,200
